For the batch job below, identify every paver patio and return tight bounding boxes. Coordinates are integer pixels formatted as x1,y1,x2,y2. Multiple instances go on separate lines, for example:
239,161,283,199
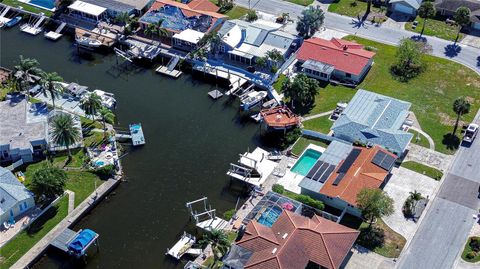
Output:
405,144,453,172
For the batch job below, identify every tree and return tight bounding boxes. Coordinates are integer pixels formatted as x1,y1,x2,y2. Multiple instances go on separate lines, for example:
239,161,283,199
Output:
246,9,258,22
356,188,394,227
452,97,471,134
98,106,115,138
51,113,81,160
255,56,267,69
114,12,130,26
199,229,231,265
265,49,284,68
30,166,67,201
454,7,471,43
296,6,324,37
390,38,425,81
39,72,63,108
409,190,422,213
418,2,436,37
14,55,42,99
365,0,373,15
143,24,156,38
155,19,169,38
81,93,102,119
281,74,319,108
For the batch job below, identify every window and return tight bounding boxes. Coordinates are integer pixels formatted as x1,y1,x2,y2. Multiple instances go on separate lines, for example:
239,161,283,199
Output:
346,73,351,78
24,201,28,209
19,203,23,211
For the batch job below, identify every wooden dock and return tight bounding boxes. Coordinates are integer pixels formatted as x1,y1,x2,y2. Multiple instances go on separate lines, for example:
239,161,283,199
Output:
75,28,116,47
155,65,182,78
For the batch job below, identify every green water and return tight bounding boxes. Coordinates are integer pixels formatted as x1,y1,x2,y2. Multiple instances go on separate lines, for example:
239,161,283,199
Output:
0,28,262,268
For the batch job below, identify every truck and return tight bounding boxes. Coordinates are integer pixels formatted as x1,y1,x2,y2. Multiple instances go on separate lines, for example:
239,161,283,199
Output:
463,123,479,143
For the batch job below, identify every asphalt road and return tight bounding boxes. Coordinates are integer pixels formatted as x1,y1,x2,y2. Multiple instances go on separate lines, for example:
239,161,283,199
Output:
235,0,480,74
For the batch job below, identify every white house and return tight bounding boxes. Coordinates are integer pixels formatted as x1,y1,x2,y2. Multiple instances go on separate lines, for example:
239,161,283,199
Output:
0,167,35,225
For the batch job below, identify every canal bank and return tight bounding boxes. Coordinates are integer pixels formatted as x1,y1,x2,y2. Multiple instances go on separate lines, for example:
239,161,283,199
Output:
0,28,261,268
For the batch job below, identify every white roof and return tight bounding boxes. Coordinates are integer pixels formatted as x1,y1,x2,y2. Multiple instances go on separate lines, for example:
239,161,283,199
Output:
68,1,107,17
173,29,205,44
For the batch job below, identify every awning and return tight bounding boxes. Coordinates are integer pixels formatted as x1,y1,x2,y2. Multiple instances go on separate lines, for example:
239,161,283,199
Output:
228,49,254,59
68,1,106,17
302,59,334,74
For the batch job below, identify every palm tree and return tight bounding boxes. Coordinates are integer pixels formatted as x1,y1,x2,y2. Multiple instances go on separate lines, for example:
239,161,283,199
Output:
115,12,130,26
452,97,471,135
40,72,63,109
454,7,471,43
143,24,156,38
199,229,231,265
81,93,102,119
98,107,115,138
266,49,284,68
418,2,436,37
51,113,81,160
155,19,169,39
408,190,422,214
14,55,42,99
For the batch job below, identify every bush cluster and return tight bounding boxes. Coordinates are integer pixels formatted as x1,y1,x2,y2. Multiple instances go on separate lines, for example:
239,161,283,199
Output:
272,184,285,194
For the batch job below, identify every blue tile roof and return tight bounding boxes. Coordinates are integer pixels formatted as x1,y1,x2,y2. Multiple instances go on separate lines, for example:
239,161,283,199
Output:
332,89,413,154
0,167,34,215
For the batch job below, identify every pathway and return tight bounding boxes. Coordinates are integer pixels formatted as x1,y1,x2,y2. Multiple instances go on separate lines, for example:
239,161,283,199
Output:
409,126,435,150
301,110,333,121
343,245,395,269
404,144,453,172
65,190,75,213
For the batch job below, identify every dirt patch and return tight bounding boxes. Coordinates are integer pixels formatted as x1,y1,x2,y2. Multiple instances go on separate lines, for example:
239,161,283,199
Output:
439,112,466,126
465,96,476,104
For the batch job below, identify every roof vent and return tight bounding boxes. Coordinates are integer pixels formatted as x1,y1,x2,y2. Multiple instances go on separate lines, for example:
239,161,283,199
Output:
272,248,278,254
282,233,288,239
343,45,348,50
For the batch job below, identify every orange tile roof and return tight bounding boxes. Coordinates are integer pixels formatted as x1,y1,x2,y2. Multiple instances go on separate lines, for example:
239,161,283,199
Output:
260,106,300,128
319,146,395,206
236,211,359,269
149,0,226,19
187,0,220,12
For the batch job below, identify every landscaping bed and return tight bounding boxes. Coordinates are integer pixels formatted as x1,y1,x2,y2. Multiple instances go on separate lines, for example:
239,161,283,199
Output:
284,0,314,6
462,236,480,263
401,161,443,180
405,16,463,42
357,218,406,258
328,0,386,21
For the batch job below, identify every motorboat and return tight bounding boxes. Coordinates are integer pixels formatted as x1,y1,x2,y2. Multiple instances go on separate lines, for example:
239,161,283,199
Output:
76,35,102,48
93,89,117,109
4,16,22,28
240,91,267,111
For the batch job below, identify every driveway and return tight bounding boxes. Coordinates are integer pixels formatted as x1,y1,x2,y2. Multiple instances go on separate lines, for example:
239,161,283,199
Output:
341,245,395,269
382,167,440,241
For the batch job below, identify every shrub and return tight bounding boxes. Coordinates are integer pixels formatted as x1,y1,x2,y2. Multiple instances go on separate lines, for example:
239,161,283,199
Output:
365,46,378,52
272,184,285,194
466,251,476,260
402,197,414,217
350,1,357,7
296,194,324,210
94,164,115,176
223,209,236,220
470,237,480,252
246,10,258,22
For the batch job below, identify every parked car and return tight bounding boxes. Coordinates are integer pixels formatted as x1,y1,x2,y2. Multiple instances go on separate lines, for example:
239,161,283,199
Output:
463,123,479,143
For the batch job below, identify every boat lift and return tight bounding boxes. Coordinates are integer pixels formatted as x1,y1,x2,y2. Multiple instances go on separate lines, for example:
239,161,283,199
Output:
45,22,67,41
186,197,228,231
166,231,202,260
20,13,46,35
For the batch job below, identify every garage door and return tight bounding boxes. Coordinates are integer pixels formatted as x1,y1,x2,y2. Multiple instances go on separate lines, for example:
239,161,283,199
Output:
394,3,414,15
473,22,480,30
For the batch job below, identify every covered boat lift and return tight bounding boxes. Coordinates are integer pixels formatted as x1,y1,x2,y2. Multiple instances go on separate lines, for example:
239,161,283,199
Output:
50,228,99,258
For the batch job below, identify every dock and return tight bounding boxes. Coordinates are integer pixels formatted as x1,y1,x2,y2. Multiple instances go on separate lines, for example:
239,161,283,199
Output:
186,197,229,232
75,27,116,47
129,123,146,146
166,232,200,259
45,22,67,41
156,55,182,78
208,90,223,100
20,15,46,35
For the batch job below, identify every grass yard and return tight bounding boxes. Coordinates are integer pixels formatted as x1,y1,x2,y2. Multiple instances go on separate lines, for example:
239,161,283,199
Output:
284,0,314,6
273,74,287,94
308,36,480,154
209,0,249,19
461,237,480,263
357,218,406,258
302,116,334,134
0,196,68,268
328,0,384,18
408,129,430,149
290,136,330,155
0,0,53,16
402,161,444,180
405,16,463,42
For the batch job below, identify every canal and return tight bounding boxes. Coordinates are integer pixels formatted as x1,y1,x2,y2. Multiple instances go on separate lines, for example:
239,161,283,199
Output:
0,29,261,268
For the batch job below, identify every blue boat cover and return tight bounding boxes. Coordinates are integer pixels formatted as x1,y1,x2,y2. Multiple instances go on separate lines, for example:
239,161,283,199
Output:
68,229,97,254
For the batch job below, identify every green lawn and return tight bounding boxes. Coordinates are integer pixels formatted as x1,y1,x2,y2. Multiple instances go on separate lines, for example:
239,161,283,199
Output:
284,0,314,6
405,16,463,42
408,129,430,149
461,237,480,263
402,161,443,180
81,117,103,130
357,218,406,258
309,36,480,154
328,0,383,18
303,116,333,134
0,0,53,16
209,0,249,19
0,196,68,268
291,136,329,155
273,74,288,94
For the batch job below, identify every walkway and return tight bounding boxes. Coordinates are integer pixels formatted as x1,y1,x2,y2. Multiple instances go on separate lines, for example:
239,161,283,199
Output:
409,126,435,150
405,144,453,172
343,245,395,269
11,178,119,269
65,190,75,213
301,110,333,121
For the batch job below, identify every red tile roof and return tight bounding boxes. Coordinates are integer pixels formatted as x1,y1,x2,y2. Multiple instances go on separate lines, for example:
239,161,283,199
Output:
320,146,395,206
149,0,225,18
236,211,359,269
187,0,220,12
296,38,376,76
260,106,300,129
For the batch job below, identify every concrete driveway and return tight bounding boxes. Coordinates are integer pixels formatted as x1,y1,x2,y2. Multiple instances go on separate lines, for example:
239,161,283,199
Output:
341,245,395,269
382,167,440,241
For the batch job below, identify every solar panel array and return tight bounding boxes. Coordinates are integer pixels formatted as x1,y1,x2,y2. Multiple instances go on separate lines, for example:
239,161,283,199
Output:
306,160,335,183
332,173,345,186
371,151,396,171
337,149,361,173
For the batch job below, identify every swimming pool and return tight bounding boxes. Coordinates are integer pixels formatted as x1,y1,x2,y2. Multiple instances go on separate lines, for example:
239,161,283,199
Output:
27,0,56,10
291,149,322,176
257,206,282,227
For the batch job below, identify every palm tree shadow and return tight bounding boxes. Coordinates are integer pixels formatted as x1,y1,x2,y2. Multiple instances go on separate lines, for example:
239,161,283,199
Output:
350,14,369,29
442,133,460,150
444,44,462,58
477,56,480,67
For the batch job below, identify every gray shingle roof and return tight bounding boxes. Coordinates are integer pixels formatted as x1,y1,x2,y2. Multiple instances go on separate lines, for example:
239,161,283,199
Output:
331,89,413,154
0,167,34,215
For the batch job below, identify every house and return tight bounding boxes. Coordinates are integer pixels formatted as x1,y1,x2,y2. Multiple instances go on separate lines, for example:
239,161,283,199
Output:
217,19,298,66
0,97,48,164
139,0,226,46
81,0,154,16
67,1,108,23
298,141,396,217
0,167,35,225
222,210,359,269
388,0,423,16
296,38,375,85
331,89,413,155
435,0,480,30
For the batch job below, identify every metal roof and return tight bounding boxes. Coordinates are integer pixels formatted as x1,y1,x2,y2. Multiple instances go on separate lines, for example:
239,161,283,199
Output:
68,1,107,17
301,59,335,74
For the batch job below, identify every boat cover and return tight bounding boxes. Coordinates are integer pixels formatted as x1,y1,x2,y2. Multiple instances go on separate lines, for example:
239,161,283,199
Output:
68,229,97,254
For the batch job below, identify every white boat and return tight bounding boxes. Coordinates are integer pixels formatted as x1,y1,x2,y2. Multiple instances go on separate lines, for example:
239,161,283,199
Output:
76,36,102,48
93,89,116,109
240,91,267,111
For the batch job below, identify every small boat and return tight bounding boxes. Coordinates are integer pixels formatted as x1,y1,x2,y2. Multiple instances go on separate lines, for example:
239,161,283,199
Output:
93,90,116,109
240,91,267,111
4,16,22,28
76,36,102,48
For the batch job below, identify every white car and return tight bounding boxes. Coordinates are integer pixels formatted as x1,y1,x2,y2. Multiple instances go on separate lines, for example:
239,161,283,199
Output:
463,123,479,143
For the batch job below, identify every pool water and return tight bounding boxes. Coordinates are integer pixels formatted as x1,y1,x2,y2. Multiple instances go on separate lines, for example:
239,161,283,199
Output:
291,149,322,176
257,206,282,227
28,0,55,10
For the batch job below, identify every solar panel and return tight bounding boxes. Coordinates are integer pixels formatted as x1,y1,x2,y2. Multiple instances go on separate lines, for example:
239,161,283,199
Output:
332,173,345,186
312,162,329,181
372,151,386,166
371,151,396,171
337,149,361,173
306,161,323,179
318,165,335,183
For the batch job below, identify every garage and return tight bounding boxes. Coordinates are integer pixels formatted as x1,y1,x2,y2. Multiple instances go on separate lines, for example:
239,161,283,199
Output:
394,3,415,15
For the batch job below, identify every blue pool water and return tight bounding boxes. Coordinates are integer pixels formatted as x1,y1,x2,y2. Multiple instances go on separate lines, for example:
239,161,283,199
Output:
291,149,322,176
95,161,105,166
257,206,282,227
28,0,55,10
